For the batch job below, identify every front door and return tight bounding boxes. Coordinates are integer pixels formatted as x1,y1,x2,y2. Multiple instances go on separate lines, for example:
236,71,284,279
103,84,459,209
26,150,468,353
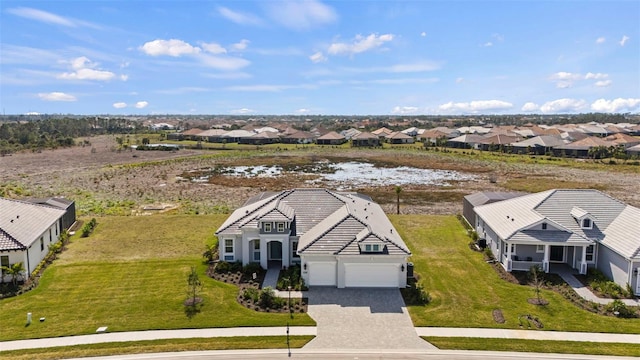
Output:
550,246,564,262
268,241,282,260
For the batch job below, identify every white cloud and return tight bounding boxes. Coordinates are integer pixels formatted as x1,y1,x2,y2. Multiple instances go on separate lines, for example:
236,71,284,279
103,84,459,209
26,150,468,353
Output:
204,72,251,80
369,78,438,85
57,56,116,81
328,33,394,56
551,72,582,81
389,61,440,72
201,42,227,54
420,32,427,37
391,106,419,114
198,54,250,71
230,108,255,114
265,0,337,30
596,36,606,44
140,39,201,57
8,7,76,27
135,101,149,109
590,98,640,113
521,102,540,112
439,100,513,113
113,102,127,109
456,77,464,83
595,80,612,87
539,98,587,113
584,72,608,80
226,84,315,92
217,6,263,26
120,74,129,81
295,108,310,114
230,39,250,52
38,92,76,101
619,35,630,46
309,51,327,63
482,42,493,47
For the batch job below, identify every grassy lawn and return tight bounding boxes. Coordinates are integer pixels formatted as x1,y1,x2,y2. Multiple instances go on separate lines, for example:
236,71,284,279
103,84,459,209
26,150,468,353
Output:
0,336,314,360
391,215,640,333
426,337,640,357
0,215,314,341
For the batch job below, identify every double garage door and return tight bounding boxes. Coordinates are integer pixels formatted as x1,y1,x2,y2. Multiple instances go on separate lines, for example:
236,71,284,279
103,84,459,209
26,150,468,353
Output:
307,261,399,287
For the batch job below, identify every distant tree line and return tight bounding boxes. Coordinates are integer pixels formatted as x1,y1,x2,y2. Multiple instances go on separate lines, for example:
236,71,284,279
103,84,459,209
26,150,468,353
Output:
0,117,141,154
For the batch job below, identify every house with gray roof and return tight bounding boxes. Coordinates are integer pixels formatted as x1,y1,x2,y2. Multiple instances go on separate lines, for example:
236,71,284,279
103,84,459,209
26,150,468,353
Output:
1,197,72,283
473,189,640,295
215,188,411,288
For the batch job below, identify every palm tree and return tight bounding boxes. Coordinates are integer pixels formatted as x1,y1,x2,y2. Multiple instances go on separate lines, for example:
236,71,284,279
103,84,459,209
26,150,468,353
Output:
395,185,402,215
1,262,25,287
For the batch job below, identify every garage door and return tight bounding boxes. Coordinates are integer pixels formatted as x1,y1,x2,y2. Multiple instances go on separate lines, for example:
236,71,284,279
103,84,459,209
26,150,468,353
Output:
344,263,399,287
308,262,337,286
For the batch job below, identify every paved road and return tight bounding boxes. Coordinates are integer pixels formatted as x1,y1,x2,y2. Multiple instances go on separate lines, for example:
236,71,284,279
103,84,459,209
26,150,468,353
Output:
303,288,435,350
63,349,640,360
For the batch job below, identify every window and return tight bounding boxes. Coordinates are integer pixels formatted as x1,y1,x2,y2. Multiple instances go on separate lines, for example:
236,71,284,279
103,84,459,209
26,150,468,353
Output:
536,245,545,253
582,218,592,229
504,243,516,254
292,241,299,258
253,241,260,261
364,244,382,252
541,223,547,230
586,245,594,262
49,228,53,242
264,222,272,232
1,256,9,268
40,237,44,251
224,239,234,260
278,222,285,232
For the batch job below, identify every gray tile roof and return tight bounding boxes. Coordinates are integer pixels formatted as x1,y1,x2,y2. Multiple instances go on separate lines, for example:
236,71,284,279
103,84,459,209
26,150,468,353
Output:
0,198,66,251
475,189,639,259
464,191,527,207
216,189,410,256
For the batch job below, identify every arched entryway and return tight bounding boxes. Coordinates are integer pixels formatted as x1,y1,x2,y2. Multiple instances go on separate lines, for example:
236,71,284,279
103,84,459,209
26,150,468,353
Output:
267,240,282,268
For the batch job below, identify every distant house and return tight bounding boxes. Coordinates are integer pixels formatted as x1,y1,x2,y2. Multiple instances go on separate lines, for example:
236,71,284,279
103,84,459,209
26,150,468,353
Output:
552,136,616,158
472,189,640,295
316,131,346,145
385,131,414,144
510,135,565,155
446,134,484,149
351,132,381,147
372,127,393,138
1,197,76,283
462,192,527,229
281,131,316,144
477,134,520,151
240,131,281,145
215,189,411,288
220,130,255,143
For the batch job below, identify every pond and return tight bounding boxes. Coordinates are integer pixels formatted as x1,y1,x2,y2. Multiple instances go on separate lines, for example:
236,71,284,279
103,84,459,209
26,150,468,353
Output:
182,161,476,188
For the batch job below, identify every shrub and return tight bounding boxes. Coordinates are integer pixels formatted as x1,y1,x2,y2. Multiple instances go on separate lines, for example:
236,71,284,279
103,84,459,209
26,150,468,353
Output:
242,262,262,277
607,299,637,318
401,279,431,305
81,218,98,237
215,261,231,273
259,287,275,308
242,287,259,302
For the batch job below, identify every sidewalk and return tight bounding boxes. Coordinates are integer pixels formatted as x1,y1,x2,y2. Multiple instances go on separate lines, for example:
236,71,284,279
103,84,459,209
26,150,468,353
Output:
555,268,640,306
3,326,640,352
416,327,640,344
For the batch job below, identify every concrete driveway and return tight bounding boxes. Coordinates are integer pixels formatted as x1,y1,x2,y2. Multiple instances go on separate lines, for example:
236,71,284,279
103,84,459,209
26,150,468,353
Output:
303,288,435,350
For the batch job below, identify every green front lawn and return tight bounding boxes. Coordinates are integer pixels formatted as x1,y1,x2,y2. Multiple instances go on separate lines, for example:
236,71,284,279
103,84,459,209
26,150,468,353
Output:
0,215,314,341
426,337,640,357
0,336,314,360
391,215,640,333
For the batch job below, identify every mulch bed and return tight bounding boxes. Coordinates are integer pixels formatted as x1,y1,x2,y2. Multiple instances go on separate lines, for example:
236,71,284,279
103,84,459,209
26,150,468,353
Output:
207,265,308,314
492,309,505,323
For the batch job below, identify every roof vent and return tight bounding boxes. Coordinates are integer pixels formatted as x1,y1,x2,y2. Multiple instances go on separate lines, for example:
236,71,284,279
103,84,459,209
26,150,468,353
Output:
506,215,510,219
10,219,14,223
511,218,514,222
390,229,393,233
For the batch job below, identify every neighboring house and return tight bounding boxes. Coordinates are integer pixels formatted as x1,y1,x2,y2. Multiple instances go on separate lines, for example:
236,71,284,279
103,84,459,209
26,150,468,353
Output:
385,131,415,144
351,132,381,147
472,189,640,295
510,135,566,155
0,197,75,283
215,189,411,288
462,191,527,229
316,131,346,145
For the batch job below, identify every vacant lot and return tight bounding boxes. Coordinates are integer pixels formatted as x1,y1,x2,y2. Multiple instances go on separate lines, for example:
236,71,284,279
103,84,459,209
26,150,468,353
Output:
393,214,640,333
0,215,314,341
1,135,639,217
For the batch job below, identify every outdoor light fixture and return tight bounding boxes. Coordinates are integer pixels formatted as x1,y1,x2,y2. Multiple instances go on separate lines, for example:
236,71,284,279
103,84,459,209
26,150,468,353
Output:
401,264,405,272
303,263,307,271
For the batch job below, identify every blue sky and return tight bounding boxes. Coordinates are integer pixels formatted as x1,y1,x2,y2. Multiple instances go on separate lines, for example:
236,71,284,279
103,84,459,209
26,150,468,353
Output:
1,0,639,115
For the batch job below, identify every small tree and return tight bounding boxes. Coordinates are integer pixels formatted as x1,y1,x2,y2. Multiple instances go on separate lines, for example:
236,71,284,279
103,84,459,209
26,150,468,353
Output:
529,265,546,305
395,185,402,215
185,266,203,307
1,262,25,287
202,243,217,264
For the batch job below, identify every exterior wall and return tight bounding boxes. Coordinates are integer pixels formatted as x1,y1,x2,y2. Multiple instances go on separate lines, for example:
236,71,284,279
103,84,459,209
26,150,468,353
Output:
218,234,241,263
462,198,475,228
512,244,543,262
336,255,408,288
597,244,630,289
476,218,500,256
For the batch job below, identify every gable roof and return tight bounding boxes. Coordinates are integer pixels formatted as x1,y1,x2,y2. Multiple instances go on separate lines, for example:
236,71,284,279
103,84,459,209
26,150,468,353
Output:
216,189,410,256
0,198,66,251
317,131,345,140
475,189,635,254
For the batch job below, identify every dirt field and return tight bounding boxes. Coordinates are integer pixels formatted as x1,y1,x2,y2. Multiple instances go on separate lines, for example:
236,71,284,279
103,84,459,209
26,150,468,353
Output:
1,135,638,216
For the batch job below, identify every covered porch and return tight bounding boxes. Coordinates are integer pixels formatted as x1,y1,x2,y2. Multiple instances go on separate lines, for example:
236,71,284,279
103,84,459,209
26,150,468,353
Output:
500,240,594,275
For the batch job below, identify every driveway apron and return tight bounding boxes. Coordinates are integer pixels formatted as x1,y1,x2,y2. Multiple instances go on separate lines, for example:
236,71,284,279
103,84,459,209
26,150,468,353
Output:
303,288,435,350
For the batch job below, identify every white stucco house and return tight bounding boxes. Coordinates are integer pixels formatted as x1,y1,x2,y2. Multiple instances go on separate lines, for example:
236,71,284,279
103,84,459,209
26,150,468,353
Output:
215,188,411,288
472,189,640,295
0,197,72,283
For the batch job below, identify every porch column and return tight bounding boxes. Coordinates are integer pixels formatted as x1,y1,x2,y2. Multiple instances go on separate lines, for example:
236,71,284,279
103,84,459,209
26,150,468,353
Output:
242,238,250,266
580,245,588,275
282,239,290,269
506,241,513,272
542,244,550,273
260,239,268,269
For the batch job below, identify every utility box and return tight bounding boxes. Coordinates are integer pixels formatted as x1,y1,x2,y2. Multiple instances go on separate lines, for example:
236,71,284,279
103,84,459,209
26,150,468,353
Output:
406,262,414,279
